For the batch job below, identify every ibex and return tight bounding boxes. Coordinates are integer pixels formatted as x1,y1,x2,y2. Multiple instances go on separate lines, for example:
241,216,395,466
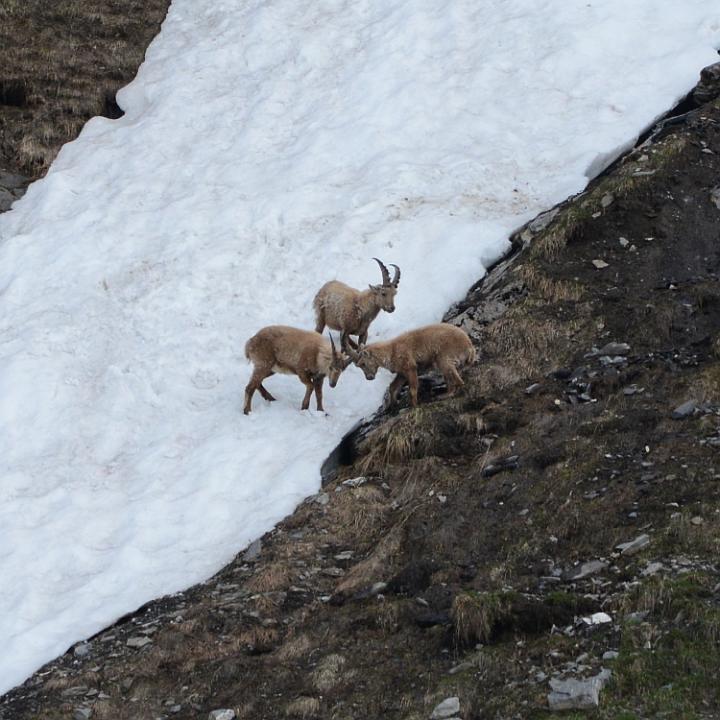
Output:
348,324,475,408
313,258,401,351
244,326,350,414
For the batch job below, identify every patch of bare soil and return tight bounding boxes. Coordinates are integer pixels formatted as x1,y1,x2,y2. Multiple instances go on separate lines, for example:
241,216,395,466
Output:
2,42,720,720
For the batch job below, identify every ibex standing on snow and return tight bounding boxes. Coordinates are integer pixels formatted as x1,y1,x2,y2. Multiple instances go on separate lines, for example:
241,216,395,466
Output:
244,326,350,414
313,258,401,351
348,324,475,408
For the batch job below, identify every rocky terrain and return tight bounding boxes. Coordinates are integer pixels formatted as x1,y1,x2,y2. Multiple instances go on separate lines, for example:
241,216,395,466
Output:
2,5,720,719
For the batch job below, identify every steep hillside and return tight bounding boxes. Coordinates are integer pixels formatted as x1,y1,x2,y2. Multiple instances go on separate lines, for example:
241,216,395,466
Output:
3,68,720,720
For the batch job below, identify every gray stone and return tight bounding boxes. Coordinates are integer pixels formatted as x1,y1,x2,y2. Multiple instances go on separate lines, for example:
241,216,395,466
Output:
312,492,330,505
615,534,650,555
126,636,153,649
243,538,262,562
342,476,368,488
548,669,611,711
579,612,612,627
73,642,91,658
691,516,704,526
529,207,559,233
642,562,664,576
208,711,236,720
563,560,608,581
602,650,619,661
712,187,720,210
321,566,345,577
431,696,460,719
598,342,630,356
525,382,542,395
592,259,609,269
73,710,92,720
600,193,614,208
0,170,28,189
672,400,697,419
0,188,15,213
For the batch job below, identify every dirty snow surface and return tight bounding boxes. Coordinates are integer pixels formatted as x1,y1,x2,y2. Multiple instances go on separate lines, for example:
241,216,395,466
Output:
1,0,718,694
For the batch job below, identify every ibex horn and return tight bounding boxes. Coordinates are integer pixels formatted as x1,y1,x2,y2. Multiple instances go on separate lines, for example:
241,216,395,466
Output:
390,263,401,287
328,333,338,357
372,257,391,286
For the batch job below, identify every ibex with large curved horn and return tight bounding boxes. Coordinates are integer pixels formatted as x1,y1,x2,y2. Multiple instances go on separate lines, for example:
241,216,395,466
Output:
243,326,350,414
313,258,401,351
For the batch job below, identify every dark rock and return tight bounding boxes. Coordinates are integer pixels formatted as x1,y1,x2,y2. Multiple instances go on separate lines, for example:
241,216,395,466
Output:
0,170,28,190
671,400,697,419
482,455,519,477
0,188,15,212
414,611,451,628
563,560,608,581
693,62,720,105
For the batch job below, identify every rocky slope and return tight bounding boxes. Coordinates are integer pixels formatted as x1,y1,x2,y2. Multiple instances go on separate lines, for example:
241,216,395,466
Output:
2,59,720,720
3,6,720,716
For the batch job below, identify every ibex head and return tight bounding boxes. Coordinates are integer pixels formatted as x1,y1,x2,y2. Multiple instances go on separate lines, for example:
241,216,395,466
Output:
328,334,352,387
347,345,379,381
369,257,401,313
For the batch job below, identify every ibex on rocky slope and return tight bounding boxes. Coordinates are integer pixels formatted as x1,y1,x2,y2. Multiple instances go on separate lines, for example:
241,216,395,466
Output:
313,258,401,351
244,326,350,414
348,323,475,408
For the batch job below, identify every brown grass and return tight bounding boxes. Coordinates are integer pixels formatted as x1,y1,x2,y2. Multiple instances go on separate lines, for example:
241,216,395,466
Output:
311,653,346,692
285,696,321,719
0,0,169,176
334,527,402,597
358,408,439,470
246,562,292,592
276,633,313,662
516,264,584,303
485,310,579,378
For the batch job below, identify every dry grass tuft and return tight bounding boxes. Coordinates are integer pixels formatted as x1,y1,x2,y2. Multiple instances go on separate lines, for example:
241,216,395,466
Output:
285,696,321,719
312,653,346,692
276,633,313,662
246,562,292,592
485,310,579,378
452,591,515,645
237,625,280,654
333,483,388,538
516,264,584,303
334,527,402,597
358,408,438,470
